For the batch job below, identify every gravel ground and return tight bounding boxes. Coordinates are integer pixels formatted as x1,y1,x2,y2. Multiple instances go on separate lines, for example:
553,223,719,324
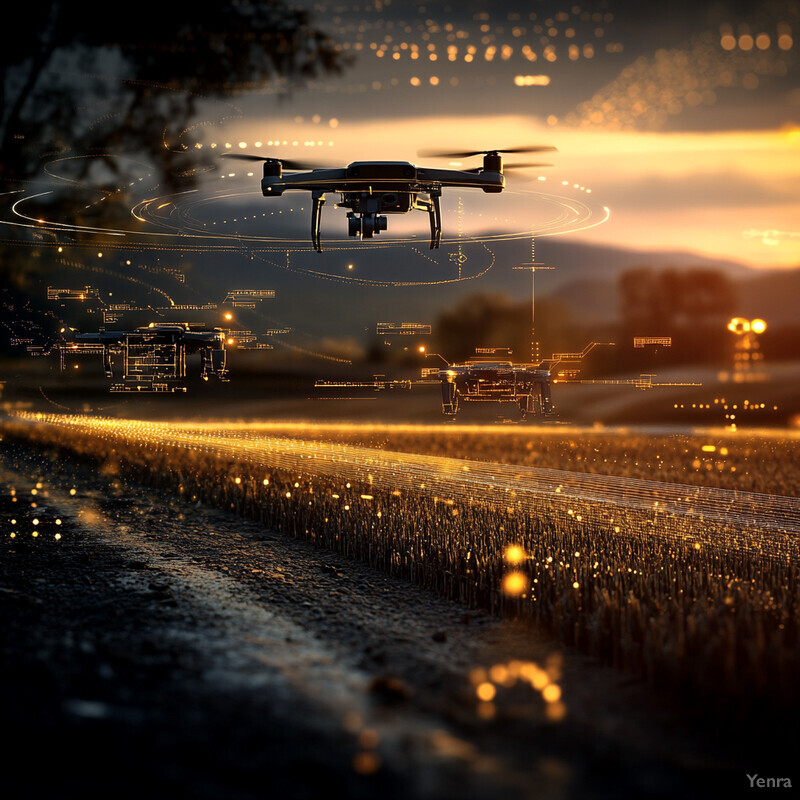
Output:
0,440,788,799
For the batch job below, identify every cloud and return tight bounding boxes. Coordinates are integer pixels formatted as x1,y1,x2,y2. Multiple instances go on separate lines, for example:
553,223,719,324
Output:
598,170,797,210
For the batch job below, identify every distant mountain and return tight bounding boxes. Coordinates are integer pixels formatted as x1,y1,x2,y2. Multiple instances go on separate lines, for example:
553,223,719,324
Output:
547,278,619,324
529,238,756,288
214,236,762,339
510,239,787,326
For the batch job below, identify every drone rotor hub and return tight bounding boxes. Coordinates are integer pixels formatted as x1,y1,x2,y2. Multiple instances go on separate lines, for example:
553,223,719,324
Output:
483,152,502,173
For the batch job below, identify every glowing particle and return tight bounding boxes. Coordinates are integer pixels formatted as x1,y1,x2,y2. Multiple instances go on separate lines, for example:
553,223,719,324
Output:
505,544,526,564
476,682,496,702
502,571,526,596
542,683,562,703
352,752,380,775
469,667,487,686
489,664,509,684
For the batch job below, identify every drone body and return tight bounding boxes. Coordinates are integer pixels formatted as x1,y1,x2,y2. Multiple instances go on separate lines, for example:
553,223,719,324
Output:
224,147,554,251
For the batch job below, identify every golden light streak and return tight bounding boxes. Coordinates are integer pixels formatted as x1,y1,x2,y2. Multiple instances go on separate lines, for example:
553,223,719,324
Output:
12,414,800,547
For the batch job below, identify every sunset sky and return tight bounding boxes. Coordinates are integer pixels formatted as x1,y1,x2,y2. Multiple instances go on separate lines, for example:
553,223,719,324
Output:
213,0,800,269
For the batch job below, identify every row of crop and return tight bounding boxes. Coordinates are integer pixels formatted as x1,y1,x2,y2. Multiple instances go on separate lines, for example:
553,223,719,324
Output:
267,427,800,496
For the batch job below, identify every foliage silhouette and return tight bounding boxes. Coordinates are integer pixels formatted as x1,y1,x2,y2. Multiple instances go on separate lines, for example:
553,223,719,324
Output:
0,0,349,188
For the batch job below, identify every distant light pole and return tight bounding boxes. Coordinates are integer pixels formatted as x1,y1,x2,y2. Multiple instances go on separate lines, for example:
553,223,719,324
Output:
727,317,767,381
512,262,555,363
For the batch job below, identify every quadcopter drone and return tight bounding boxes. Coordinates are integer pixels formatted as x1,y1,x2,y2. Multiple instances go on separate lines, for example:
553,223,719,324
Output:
222,146,555,252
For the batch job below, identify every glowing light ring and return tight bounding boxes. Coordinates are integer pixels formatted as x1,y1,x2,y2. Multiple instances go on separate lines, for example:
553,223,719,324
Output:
4,179,605,249
133,186,604,247
2,177,609,288
253,242,497,287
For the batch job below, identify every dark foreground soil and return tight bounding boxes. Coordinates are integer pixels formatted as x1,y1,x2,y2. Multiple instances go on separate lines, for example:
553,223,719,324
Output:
0,440,792,799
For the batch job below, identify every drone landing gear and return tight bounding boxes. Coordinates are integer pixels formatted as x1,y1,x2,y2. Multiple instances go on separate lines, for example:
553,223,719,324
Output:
441,380,459,417
414,191,441,249
312,191,326,252
429,192,441,249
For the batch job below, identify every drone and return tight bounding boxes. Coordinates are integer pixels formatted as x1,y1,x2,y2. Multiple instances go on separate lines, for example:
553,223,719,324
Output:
70,323,228,391
436,360,554,419
222,146,555,252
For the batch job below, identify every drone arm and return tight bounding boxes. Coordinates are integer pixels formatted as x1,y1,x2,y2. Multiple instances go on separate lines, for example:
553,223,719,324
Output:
416,167,504,191
311,191,326,252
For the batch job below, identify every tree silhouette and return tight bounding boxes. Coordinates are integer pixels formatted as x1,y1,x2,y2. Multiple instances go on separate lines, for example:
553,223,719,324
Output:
0,2,350,354
0,1,349,187
618,267,737,364
619,268,735,333
433,292,579,363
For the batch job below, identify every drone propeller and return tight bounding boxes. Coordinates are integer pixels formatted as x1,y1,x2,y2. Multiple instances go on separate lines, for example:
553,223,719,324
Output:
417,145,557,159
505,162,554,169
464,162,553,173
219,153,328,170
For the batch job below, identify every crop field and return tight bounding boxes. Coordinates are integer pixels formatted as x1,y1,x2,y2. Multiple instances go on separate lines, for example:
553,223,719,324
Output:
3,411,799,736
188,421,800,496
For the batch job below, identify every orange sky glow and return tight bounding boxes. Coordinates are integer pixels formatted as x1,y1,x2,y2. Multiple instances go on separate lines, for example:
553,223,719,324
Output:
233,113,800,269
